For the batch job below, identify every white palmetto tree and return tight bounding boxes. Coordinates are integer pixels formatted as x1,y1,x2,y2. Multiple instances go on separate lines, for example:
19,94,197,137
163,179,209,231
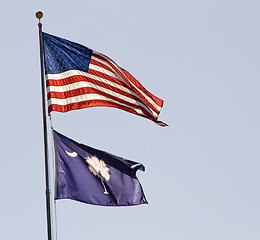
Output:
85,156,110,194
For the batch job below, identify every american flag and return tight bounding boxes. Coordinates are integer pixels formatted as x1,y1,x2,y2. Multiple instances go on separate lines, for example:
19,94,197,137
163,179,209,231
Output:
42,32,167,126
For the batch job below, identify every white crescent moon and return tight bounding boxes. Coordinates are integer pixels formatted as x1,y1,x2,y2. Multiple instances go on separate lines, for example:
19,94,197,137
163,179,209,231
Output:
131,163,141,169
65,150,78,157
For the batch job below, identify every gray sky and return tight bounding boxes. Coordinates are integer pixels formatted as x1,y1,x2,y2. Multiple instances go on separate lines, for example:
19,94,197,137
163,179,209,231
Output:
1,0,260,239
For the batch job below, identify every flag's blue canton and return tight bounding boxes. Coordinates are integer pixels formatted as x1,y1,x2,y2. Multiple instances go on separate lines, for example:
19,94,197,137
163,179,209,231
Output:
54,130,148,207
42,32,92,74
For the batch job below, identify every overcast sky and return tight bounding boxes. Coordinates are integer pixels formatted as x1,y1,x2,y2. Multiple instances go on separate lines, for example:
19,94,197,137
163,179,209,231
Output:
1,1,260,239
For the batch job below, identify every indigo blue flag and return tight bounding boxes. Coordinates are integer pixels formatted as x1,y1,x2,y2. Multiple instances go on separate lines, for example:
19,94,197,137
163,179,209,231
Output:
54,130,148,206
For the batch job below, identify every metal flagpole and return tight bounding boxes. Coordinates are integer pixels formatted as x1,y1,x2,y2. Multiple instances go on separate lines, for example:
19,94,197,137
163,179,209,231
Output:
36,11,53,240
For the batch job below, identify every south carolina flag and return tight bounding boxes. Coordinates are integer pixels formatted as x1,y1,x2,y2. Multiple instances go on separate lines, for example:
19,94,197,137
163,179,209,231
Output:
54,130,148,206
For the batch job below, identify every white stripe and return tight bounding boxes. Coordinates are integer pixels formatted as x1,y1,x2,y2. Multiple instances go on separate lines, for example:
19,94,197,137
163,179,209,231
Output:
47,81,158,118
48,93,146,116
46,70,80,80
91,55,120,77
92,51,162,112
89,63,117,78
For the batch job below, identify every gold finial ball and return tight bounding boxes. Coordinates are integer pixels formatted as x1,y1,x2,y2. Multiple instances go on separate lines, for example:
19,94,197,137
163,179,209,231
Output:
36,11,43,19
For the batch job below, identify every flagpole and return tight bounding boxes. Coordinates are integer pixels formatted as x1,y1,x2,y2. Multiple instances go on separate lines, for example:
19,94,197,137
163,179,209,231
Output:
36,11,53,240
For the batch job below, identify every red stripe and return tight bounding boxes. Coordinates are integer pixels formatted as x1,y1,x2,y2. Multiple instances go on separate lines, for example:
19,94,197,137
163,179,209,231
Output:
122,69,164,107
48,99,156,122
